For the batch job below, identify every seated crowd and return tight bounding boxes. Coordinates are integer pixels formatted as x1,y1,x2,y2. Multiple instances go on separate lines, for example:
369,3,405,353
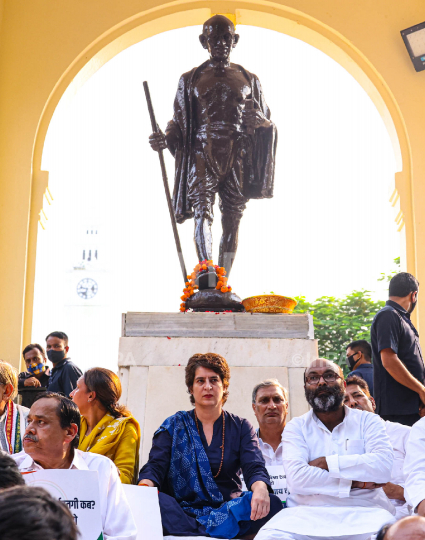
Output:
1,271,425,540
1,354,425,540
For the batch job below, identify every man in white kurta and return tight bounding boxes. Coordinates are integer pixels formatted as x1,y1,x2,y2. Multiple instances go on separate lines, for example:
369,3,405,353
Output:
404,416,425,517
12,392,137,540
256,359,395,540
344,374,411,519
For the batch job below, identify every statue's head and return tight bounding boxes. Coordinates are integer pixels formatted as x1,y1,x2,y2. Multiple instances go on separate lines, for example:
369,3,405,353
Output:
199,15,239,61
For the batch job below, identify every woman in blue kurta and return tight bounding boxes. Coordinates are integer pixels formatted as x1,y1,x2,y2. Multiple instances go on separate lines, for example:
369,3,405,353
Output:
138,352,282,538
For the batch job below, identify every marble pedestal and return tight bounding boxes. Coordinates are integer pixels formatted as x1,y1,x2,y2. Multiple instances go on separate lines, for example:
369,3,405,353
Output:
118,312,318,464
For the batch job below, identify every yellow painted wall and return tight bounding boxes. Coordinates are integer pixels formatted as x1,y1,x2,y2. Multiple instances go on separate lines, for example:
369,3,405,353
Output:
0,0,424,368
0,0,4,34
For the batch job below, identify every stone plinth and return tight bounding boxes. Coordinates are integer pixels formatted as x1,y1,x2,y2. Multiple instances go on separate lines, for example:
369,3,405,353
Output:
118,312,317,464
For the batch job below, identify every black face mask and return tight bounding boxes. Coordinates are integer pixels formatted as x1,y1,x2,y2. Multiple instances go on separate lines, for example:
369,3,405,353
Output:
408,293,417,314
346,353,359,371
47,349,66,364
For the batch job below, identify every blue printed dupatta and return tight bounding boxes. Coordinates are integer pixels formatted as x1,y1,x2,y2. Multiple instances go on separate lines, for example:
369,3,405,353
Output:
156,411,253,539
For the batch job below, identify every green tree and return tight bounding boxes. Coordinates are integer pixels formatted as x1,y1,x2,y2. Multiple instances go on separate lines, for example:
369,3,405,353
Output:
377,257,400,283
294,290,385,371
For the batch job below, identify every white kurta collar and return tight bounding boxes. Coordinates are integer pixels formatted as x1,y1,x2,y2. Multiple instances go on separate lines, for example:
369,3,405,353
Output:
71,449,90,470
18,449,87,471
20,452,35,470
311,405,353,431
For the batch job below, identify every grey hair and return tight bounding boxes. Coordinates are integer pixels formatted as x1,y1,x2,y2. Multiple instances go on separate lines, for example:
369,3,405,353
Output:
0,361,18,400
252,379,288,404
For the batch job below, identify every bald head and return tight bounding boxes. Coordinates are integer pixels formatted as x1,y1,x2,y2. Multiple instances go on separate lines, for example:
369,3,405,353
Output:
202,15,235,35
383,516,425,540
306,358,343,378
199,15,239,61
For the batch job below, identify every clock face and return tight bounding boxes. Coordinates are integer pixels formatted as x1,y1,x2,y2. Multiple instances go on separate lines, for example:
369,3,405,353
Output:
76,278,98,299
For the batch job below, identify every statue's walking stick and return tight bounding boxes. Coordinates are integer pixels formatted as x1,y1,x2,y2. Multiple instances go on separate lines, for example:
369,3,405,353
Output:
143,81,188,286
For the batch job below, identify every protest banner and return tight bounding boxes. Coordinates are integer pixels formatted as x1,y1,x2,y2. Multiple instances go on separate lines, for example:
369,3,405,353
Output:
240,465,287,506
266,465,288,506
122,485,162,540
24,469,103,540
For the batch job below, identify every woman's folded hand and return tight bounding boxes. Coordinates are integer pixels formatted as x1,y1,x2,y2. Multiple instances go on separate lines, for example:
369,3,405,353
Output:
250,481,270,521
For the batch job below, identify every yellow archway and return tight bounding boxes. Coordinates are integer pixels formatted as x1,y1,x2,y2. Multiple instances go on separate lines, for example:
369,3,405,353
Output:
0,0,418,368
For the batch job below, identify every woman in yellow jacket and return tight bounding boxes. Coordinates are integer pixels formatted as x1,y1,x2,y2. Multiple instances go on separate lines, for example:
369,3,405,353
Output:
70,367,140,484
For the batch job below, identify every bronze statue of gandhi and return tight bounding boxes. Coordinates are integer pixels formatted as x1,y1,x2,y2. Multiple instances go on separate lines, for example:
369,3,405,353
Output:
150,15,277,283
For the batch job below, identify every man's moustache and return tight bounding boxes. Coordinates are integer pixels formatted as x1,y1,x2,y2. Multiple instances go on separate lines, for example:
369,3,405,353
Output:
315,389,332,397
23,434,38,442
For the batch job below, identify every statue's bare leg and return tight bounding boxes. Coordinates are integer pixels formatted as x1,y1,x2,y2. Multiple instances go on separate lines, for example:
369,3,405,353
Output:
218,212,242,278
194,217,213,263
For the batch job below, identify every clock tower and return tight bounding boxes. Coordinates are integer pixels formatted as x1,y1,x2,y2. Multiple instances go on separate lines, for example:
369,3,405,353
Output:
65,228,109,306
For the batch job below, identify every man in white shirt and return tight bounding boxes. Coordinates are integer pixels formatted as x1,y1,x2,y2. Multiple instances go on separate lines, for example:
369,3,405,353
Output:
404,416,425,518
12,392,137,540
256,358,396,540
0,360,28,453
252,379,288,505
252,378,288,466
344,374,411,519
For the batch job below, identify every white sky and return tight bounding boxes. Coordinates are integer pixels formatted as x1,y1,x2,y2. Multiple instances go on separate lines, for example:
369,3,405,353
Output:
33,25,400,373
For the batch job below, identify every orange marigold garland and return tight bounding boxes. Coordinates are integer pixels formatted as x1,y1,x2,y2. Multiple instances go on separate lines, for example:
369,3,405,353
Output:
179,260,232,312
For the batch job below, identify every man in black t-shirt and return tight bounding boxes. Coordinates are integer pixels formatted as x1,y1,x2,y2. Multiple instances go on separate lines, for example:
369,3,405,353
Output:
371,272,425,426
345,339,374,395
45,331,82,398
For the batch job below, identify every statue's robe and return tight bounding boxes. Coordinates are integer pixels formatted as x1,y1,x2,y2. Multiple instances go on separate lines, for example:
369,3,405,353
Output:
165,61,278,224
